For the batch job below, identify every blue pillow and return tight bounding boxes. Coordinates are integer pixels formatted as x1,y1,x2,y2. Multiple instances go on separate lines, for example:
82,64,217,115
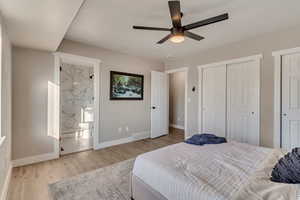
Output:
185,134,227,146
271,148,300,184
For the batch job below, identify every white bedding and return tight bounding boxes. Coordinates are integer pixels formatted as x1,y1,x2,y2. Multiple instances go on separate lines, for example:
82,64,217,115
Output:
133,142,298,200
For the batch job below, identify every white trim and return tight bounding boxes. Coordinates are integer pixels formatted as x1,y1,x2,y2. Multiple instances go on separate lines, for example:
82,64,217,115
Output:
198,54,262,140
165,67,189,138
53,52,101,65
273,55,282,148
184,71,188,138
198,67,203,133
11,131,149,167
93,60,101,149
53,54,61,158
0,136,5,147
255,58,261,146
272,47,300,57
197,54,263,69
53,52,102,156
0,164,12,200
12,152,58,167
169,124,184,130
165,67,188,74
95,131,150,150
272,47,300,148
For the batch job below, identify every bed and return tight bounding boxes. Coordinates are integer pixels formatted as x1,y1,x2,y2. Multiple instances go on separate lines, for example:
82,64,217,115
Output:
132,141,299,200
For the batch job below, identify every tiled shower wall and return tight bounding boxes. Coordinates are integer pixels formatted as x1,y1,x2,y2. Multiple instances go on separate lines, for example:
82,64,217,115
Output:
60,63,94,136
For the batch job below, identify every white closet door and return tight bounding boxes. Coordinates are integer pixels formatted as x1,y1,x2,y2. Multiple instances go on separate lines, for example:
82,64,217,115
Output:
151,71,169,138
201,65,226,137
282,53,300,151
227,60,260,145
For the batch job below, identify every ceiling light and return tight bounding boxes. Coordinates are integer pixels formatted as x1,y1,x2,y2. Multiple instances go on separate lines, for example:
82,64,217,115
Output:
170,34,185,43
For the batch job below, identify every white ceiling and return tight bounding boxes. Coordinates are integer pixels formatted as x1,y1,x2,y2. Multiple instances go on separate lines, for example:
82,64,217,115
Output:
0,0,85,51
65,0,300,60
1,0,300,59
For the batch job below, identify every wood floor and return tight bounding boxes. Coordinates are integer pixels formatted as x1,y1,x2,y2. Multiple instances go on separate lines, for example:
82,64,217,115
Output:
8,128,184,200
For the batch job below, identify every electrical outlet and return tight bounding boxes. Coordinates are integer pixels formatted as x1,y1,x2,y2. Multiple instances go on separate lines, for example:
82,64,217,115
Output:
118,127,122,133
125,126,129,132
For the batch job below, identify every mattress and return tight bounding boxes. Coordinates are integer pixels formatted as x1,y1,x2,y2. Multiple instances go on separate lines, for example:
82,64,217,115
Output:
133,142,298,200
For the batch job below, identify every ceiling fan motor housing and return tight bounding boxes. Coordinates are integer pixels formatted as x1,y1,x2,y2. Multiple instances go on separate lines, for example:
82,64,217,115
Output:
171,27,184,35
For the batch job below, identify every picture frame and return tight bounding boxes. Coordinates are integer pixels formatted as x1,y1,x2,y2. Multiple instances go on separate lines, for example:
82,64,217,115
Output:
110,71,144,100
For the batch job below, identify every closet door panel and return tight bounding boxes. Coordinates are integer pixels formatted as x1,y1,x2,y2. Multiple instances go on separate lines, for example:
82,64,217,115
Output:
282,53,300,151
227,61,260,145
202,65,226,137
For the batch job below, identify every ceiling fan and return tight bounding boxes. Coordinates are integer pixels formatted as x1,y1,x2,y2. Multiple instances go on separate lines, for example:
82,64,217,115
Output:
133,0,229,44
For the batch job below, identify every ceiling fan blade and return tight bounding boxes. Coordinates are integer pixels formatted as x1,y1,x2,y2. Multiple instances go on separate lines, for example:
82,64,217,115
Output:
184,31,204,41
168,1,182,28
157,34,173,44
133,26,170,31
183,13,229,30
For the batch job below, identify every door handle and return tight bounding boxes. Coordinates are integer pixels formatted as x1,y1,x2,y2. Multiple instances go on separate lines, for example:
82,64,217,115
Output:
152,106,156,109
282,113,287,116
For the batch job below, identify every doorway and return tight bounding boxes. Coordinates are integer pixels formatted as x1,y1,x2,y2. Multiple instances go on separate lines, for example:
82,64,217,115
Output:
53,52,101,156
273,47,300,151
150,68,188,139
59,62,94,154
169,71,186,135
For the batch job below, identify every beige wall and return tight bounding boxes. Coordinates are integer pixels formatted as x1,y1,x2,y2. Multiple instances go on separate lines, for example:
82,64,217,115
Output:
58,40,164,144
12,40,164,160
0,15,12,197
12,47,55,160
169,71,185,127
165,26,300,148
12,25,300,161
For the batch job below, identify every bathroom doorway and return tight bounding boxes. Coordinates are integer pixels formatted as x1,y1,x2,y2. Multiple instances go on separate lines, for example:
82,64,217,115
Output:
54,52,101,156
59,62,94,154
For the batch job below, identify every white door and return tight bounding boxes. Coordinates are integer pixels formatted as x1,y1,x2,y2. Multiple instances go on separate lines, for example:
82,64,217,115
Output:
201,65,227,137
151,71,169,138
226,60,260,145
282,53,300,151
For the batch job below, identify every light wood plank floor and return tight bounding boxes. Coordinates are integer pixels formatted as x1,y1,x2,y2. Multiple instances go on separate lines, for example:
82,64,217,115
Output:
8,128,184,200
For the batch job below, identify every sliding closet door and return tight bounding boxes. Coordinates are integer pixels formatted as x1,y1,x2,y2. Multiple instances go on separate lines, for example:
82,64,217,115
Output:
281,53,300,151
226,61,260,145
201,65,226,137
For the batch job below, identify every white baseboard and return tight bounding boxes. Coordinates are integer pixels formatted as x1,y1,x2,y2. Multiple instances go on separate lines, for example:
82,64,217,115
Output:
0,164,12,200
95,131,150,150
170,124,184,130
12,152,59,167
12,131,150,167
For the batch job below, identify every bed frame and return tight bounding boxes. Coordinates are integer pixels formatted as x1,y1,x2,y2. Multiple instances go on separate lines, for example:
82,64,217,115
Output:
131,173,167,200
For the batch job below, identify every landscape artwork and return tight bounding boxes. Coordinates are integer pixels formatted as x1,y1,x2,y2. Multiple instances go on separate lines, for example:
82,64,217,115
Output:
110,71,144,100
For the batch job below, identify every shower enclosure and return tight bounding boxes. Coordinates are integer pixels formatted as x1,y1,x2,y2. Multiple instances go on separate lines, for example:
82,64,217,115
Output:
59,62,94,155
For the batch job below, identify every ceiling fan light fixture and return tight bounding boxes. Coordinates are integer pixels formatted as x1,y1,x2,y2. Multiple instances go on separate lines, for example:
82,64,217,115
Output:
133,1,229,44
170,33,185,43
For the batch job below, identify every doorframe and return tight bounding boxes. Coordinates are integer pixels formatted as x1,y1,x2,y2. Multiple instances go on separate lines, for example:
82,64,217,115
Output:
165,67,189,139
272,47,300,148
53,52,101,157
197,54,262,142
